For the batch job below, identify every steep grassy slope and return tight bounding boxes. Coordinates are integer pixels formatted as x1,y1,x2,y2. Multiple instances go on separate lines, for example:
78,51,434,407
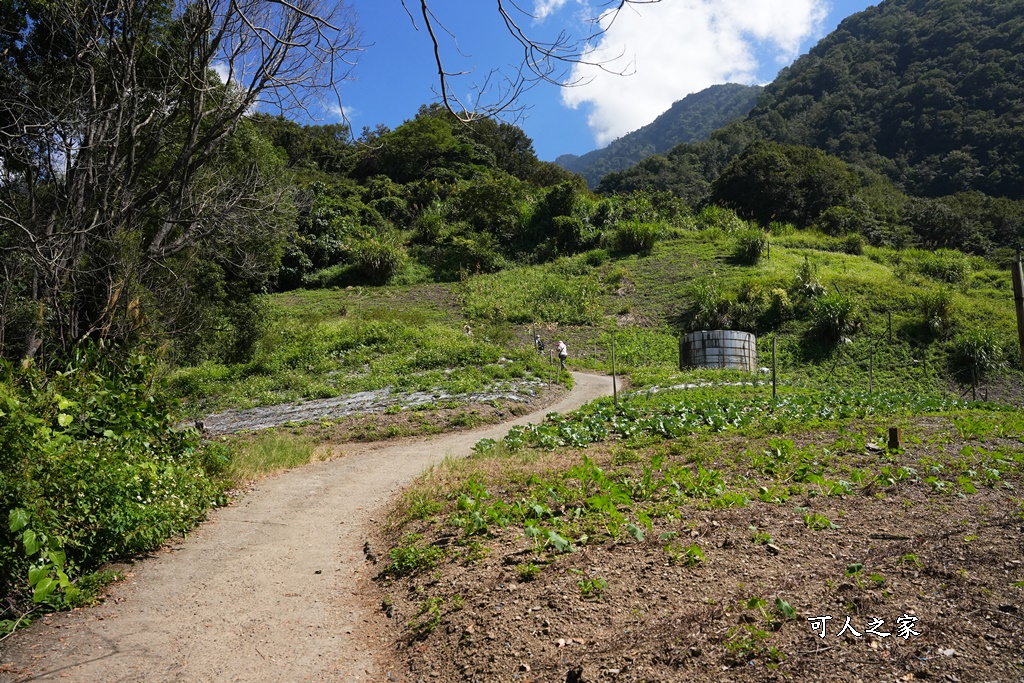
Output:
171,224,1023,412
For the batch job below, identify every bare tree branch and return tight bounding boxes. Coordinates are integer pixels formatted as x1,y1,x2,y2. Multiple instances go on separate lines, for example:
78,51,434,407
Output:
400,0,661,122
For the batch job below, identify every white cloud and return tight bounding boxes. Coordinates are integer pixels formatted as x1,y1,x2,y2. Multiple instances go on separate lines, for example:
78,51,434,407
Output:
533,0,572,22
212,61,232,85
561,0,828,146
326,103,355,122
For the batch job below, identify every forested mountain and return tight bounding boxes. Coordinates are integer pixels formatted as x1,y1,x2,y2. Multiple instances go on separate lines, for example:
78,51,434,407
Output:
597,0,1024,254
555,84,762,188
607,0,1024,202
747,0,1024,200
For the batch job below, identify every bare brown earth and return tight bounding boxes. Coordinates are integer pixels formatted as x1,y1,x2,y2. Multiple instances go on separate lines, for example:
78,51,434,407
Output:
0,373,614,682
370,417,1024,683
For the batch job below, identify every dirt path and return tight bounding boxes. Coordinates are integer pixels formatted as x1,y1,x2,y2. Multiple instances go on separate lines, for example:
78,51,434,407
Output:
0,372,614,683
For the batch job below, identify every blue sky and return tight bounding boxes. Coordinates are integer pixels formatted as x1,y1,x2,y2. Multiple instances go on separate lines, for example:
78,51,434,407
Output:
314,1,878,161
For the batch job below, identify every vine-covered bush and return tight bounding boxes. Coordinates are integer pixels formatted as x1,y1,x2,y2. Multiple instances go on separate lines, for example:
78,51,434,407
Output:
1,345,225,608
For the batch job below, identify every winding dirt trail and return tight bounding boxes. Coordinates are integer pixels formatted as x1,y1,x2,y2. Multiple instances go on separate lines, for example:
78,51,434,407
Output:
0,372,614,683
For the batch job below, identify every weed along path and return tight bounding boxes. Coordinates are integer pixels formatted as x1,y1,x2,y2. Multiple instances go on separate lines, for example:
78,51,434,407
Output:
0,372,614,683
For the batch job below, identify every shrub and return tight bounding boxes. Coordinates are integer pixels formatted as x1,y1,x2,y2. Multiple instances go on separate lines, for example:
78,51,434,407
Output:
734,281,792,332
809,292,859,344
551,215,591,253
1,345,223,605
816,205,860,236
841,233,865,255
733,227,769,264
584,248,609,266
615,220,660,253
351,234,408,284
420,232,507,281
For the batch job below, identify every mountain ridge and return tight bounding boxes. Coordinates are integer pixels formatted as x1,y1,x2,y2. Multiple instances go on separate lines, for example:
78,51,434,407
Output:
554,83,763,188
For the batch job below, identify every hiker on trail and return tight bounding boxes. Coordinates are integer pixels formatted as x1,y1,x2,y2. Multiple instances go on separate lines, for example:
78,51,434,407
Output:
556,340,567,370
535,334,545,354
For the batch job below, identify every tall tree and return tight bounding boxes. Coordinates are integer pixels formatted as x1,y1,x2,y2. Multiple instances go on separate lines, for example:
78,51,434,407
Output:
0,0,361,360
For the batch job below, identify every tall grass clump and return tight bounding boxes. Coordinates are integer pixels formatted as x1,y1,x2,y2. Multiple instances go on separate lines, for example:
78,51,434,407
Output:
809,292,860,344
695,205,746,233
950,328,1004,383
685,277,732,331
733,227,769,264
915,288,958,338
912,248,972,285
614,220,660,253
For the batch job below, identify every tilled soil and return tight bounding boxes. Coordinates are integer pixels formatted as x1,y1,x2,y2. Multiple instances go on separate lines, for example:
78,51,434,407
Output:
0,373,616,682
370,418,1024,683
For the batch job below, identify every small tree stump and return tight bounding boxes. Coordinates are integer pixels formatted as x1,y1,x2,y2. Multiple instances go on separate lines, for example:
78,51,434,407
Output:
887,427,903,451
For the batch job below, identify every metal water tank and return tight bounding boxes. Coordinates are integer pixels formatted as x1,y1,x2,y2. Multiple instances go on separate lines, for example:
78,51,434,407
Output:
680,330,757,372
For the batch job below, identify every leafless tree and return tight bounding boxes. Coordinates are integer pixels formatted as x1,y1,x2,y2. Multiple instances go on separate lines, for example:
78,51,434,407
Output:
0,0,362,360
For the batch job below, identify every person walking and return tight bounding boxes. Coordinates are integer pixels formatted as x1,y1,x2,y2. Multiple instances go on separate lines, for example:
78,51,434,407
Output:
556,340,568,370
535,334,545,354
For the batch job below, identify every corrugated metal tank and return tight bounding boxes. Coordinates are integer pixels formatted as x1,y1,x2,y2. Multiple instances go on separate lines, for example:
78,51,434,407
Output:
680,330,757,372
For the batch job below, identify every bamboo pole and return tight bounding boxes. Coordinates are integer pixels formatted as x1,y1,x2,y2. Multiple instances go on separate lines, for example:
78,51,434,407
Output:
611,331,618,412
772,333,777,400
1013,248,1024,371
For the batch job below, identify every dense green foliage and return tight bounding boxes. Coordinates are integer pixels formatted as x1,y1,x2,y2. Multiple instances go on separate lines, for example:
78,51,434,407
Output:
749,0,1024,200
1,346,224,607
4,0,1024,630
556,84,762,188
603,135,1024,254
252,106,613,290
